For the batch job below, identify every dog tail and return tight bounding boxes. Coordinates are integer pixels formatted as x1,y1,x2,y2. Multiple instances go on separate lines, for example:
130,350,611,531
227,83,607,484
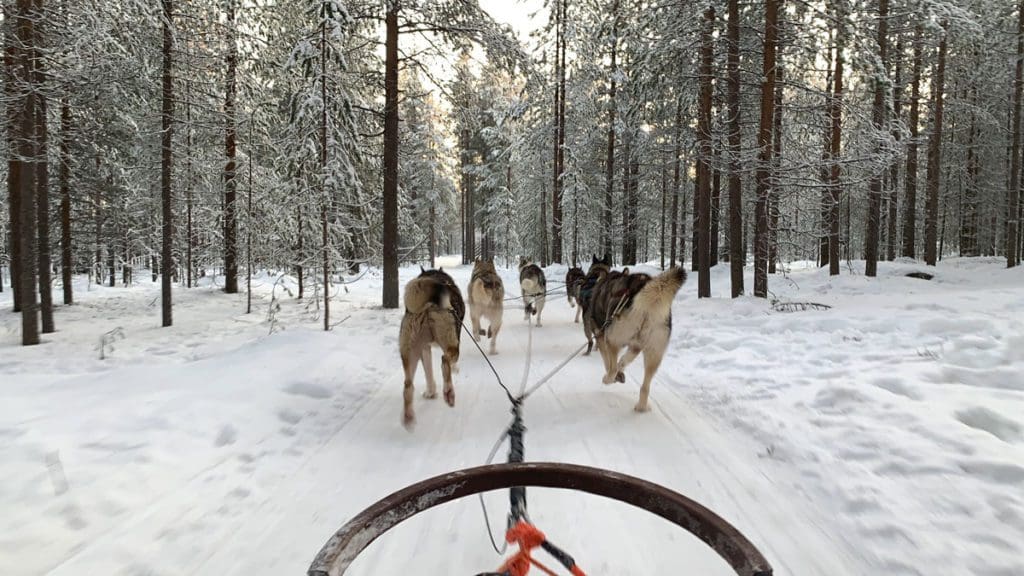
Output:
636,267,688,311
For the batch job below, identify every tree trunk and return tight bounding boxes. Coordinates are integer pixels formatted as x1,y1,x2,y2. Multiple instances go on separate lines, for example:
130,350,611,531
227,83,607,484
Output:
711,160,721,267
1008,1,1024,268
30,0,52,332
902,24,922,259
923,22,947,266
603,0,618,260
753,0,778,297
697,5,714,298
865,0,888,277
819,30,834,268
5,4,22,312
160,0,174,327
887,34,902,262
223,0,238,293
769,25,784,275
670,99,682,268
320,16,331,327
15,0,39,343
621,133,634,265
551,0,566,264
727,0,743,295
381,3,399,307
660,150,667,269
828,5,846,276
296,203,304,298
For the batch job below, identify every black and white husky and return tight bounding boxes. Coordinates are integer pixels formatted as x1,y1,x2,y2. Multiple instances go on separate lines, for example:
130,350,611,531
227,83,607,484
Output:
587,267,687,412
518,258,546,327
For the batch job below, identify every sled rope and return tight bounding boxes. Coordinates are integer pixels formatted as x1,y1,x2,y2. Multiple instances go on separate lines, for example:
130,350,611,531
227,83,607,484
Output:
468,312,587,575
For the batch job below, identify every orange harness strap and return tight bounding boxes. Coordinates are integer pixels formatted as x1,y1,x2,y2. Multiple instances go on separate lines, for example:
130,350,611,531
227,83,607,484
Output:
496,522,586,576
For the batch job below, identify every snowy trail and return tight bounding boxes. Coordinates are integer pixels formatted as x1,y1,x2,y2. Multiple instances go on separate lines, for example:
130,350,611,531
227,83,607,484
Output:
35,273,862,576
5,259,1023,576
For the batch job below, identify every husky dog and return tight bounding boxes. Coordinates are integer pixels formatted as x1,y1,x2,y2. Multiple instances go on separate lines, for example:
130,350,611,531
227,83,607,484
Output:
565,266,585,323
399,267,465,429
588,267,687,412
519,258,547,327
468,259,504,355
579,254,613,354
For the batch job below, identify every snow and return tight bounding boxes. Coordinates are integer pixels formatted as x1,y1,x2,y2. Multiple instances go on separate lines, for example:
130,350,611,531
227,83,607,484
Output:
2,257,1023,576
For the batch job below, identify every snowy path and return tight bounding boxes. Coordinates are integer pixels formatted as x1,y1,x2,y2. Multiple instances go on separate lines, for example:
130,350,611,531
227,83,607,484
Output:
3,259,1022,575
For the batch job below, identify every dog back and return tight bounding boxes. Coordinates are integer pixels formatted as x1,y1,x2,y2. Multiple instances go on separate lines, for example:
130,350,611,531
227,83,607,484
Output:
519,264,546,294
588,270,652,332
408,269,465,324
470,261,504,307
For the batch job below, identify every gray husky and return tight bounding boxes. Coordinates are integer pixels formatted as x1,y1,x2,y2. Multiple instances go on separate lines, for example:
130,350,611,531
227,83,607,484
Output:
587,267,687,412
468,259,504,355
518,259,547,327
399,268,464,429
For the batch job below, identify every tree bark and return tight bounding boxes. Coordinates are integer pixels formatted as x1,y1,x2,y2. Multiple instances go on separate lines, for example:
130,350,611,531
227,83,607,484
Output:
6,5,21,312
603,0,618,261
160,0,174,327
923,22,947,266
223,0,238,293
697,5,714,298
902,24,922,259
727,0,743,295
753,0,778,297
828,5,846,276
1008,1,1024,268
887,34,902,261
382,2,399,307
865,0,888,277
551,0,566,264
58,0,71,305
15,0,39,343
670,99,682,268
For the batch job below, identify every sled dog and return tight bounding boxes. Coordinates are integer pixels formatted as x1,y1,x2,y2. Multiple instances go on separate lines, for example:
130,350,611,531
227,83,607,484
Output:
519,259,547,327
579,254,613,354
565,266,585,323
468,259,504,355
399,267,465,429
587,267,687,412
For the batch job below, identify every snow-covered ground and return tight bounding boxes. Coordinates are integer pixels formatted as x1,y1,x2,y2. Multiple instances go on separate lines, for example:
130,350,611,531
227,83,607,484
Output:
2,257,1022,576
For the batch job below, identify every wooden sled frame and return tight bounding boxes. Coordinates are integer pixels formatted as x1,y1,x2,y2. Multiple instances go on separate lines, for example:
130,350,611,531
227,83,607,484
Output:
308,462,773,576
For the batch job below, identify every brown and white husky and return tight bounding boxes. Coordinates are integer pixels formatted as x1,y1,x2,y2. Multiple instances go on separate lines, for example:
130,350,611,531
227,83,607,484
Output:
587,267,687,412
399,268,465,429
468,259,504,355
519,259,546,327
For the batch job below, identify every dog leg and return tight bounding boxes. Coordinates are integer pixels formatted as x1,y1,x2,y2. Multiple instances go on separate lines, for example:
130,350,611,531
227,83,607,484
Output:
441,353,456,407
471,309,482,341
534,295,545,327
615,346,642,383
574,302,582,324
488,315,502,355
635,348,665,413
402,350,419,429
583,318,594,355
421,347,437,399
598,338,617,385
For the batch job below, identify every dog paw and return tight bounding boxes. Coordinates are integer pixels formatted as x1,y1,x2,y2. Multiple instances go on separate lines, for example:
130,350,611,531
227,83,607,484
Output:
633,402,651,413
444,388,455,407
402,412,416,430
615,371,626,383
489,348,499,356
602,374,616,385
423,390,438,400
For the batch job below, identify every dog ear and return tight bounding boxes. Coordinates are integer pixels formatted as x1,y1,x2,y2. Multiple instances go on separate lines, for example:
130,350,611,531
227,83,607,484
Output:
439,266,444,272
592,254,599,264
420,265,426,274
622,267,630,275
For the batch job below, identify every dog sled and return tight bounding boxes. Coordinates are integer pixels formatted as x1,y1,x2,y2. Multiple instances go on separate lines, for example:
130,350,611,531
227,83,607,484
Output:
308,405,773,576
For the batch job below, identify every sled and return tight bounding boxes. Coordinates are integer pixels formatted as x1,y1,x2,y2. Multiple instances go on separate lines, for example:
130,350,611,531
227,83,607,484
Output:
308,462,773,576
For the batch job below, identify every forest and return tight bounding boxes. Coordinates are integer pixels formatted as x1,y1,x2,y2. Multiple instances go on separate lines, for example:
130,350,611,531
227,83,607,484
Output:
0,0,1021,343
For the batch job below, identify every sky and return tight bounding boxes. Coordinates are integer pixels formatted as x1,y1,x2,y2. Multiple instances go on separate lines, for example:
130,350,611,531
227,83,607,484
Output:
479,0,546,46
